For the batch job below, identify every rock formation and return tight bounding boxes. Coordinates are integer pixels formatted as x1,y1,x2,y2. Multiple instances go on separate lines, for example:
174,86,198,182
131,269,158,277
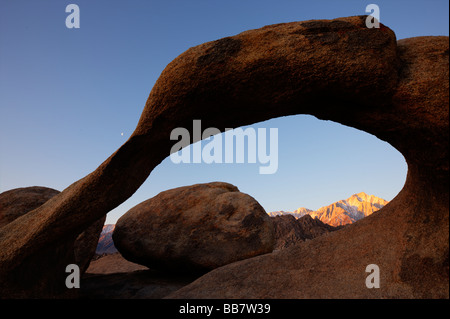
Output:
0,16,447,298
272,214,343,250
0,187,105,297
73,217,106,274
113,182,274,273
167,33,449,298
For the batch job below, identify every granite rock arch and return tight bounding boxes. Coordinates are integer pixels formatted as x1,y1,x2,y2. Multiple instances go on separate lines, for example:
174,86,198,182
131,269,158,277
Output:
0,16,447,298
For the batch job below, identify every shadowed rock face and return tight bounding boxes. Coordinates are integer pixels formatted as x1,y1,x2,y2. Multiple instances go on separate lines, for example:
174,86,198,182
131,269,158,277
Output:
272,214,344,250
0,187,105,297
0,16,447,298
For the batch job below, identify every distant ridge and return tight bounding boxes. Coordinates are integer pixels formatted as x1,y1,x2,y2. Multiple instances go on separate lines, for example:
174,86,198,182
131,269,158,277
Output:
95,224,117,255
268,207,313,219
271,214,344,250
268,192,388,227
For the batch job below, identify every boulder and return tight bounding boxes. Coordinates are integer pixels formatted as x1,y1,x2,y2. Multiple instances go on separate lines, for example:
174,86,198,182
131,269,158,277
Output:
0,186,60,228
0,16,447,298
113,182,274,273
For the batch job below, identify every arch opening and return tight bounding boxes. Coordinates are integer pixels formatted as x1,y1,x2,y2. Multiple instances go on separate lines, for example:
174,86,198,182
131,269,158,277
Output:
106,114,408,226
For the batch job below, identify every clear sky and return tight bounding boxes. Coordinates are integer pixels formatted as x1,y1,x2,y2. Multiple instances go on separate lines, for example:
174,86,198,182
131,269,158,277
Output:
0,0,448,224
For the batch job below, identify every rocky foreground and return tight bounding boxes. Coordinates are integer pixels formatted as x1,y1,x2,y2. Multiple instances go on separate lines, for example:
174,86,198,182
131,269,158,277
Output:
0,15,448,298
80,186,343,299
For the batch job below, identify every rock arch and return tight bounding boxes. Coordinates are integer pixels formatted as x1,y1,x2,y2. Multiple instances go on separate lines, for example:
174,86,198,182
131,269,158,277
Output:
0,16,448,298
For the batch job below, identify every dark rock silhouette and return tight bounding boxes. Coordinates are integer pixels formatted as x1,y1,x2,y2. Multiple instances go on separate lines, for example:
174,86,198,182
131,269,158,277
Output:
0,16,447,298
80,269,197,299
272,214,344,250
113,182,274,273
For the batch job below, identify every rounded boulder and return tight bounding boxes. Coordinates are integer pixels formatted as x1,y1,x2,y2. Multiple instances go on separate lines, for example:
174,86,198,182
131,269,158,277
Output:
113,182,274,273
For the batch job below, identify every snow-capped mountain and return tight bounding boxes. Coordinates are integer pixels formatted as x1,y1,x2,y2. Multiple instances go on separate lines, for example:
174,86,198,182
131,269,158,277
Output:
268,207,313,219
268,192,388,227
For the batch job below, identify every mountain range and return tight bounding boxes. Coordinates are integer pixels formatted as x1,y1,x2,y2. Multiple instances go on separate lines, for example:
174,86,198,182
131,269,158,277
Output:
95,224,117,256
268,192,388,227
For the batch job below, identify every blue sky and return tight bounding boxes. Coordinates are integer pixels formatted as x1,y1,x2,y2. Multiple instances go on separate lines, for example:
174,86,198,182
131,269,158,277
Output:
0,0,448,224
